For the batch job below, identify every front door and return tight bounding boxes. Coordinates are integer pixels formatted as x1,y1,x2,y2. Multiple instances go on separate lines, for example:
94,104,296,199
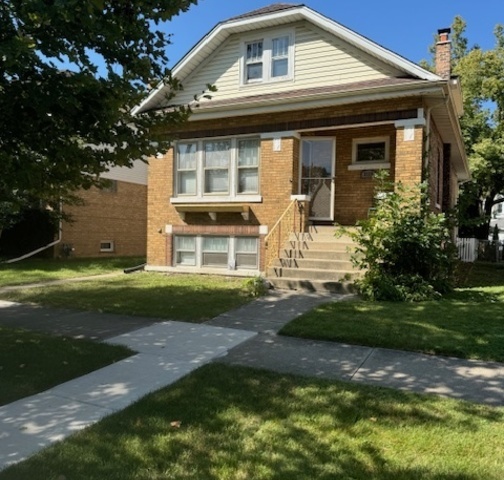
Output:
300,138,335,221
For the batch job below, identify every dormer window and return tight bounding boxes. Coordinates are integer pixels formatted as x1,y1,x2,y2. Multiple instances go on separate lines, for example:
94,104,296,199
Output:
242,31,293,85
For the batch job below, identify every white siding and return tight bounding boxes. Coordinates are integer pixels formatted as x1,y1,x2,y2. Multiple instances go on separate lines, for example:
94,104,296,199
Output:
174,21,405,107
101,159,148,185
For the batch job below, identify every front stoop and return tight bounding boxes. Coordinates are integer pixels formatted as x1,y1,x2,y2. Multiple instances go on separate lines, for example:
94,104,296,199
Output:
266,226,362,293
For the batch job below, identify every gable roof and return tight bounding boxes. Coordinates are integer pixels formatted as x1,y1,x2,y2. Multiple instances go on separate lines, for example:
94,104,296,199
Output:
226,3,302,21
133,3,441,115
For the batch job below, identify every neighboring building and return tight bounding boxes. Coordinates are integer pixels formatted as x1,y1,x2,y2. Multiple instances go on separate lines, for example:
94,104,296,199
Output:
489,194,504,241
133,3,469,285
59,160,147,258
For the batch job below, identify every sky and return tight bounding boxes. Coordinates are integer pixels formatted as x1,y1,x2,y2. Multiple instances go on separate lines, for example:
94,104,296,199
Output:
162,0,503,67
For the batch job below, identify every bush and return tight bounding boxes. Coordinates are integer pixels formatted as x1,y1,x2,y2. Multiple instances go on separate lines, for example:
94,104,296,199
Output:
347,171,457,301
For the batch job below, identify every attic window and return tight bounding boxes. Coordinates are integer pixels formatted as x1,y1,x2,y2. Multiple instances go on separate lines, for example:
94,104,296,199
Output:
242,31,293,85
246,41,263,81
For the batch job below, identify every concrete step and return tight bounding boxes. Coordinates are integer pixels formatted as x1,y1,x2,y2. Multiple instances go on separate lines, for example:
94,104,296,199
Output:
289,232,356,243
273,258,354,270
268,277,357,294
281,249,355,261
267,266,361,282
287,240,357,251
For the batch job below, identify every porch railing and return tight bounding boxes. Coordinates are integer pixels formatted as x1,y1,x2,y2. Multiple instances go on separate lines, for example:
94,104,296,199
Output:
264,199,305,269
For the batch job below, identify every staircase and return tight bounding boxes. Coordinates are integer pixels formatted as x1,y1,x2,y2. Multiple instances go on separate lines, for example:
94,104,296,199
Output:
266,225,362,293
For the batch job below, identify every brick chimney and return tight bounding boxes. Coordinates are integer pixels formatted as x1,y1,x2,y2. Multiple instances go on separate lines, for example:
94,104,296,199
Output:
435,28,451,79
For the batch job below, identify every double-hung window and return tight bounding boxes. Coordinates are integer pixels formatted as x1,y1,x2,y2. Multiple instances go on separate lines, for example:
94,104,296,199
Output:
177,143,197,195
242,31,293,85
174,137,260,201
245,41,264,82
204,140,231,194
237,139,259,194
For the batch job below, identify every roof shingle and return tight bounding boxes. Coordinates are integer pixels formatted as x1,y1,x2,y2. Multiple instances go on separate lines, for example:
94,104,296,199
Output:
226,3,303,22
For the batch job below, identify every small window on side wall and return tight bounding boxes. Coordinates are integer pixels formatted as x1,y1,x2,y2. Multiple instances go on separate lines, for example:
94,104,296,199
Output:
100,241,114,252
349,137,390,171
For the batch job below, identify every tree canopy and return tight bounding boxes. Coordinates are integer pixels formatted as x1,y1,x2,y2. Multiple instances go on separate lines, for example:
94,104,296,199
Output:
441,17,504,237
0,0,201,229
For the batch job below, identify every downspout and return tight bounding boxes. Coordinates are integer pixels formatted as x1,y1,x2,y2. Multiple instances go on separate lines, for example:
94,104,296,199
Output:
2,204,63,264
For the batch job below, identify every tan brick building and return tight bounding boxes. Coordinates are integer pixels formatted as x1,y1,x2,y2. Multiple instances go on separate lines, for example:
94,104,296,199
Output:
59,160,147,258
134,4,469,279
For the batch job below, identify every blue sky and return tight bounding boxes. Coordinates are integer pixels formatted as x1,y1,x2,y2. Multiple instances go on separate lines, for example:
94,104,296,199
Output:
163,0,502,67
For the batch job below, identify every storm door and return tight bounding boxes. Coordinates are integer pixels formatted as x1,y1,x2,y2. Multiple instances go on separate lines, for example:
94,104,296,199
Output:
300,138,335,221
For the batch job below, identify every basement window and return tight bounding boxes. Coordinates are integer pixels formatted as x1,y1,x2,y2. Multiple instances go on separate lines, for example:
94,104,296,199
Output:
100,241,115,252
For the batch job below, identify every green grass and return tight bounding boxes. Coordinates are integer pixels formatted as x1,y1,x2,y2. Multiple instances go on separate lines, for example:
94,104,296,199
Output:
280,262,504,362
1,364,502,480
0,273,252,322
0,257,145,287
0,326,132,406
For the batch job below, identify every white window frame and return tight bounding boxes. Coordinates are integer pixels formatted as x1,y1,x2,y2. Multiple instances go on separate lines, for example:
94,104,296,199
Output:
241,30,294,86
173,235,259,271
348,137,391,171
172,136,261,204
100,240,114,253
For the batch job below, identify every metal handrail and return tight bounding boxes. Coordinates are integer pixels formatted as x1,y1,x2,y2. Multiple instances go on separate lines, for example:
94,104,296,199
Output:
264,199,304,269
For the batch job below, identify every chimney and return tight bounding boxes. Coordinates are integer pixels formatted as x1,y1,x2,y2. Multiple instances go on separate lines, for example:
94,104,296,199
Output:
435,28,451,79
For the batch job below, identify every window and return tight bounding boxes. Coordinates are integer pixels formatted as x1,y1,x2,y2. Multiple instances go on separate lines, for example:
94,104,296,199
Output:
202,237,228,267
204,140,231,194
174,236,258,270
271,36,289,78
177,143,197,195
175,236,196,266
349,137,390,170
242,32,293,85
174,137,260,201
237,139,259,194
100,241,114,252
245,40,263,82
101,180,117,193
236,237,258,268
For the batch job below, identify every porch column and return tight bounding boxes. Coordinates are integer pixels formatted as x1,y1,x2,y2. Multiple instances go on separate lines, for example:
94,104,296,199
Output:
394,118,426,188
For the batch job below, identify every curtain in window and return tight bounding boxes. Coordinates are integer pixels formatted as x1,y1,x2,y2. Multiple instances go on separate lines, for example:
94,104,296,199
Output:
203,237,228,252
238,139,259,194
272,36,289,77
175,236,196,266
177,143,197,195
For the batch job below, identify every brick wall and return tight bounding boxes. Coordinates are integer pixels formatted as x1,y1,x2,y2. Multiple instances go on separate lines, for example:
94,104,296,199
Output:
147,97,426,268
60,181,147,258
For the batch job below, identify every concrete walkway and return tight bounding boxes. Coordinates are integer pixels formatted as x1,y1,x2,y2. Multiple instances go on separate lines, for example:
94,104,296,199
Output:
0,289,503,471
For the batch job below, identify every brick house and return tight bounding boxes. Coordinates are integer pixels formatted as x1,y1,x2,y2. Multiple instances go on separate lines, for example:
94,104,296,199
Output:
134,3,469,289
59,160,147,258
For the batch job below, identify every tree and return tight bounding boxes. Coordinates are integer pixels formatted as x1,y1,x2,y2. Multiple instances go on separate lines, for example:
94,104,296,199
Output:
0,0,204,232
434,18,504,237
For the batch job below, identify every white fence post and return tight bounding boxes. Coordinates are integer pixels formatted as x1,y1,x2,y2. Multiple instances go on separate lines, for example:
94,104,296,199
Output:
456,237,479,262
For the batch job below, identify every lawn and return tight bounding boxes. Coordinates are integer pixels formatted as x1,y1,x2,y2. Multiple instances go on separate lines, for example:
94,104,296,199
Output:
0,326,132,406
280,262,504,362
1,364,502,480
0,257,145,287
0,273,252,322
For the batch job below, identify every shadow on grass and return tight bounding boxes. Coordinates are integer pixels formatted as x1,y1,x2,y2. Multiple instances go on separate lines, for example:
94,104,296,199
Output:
2,365,502,480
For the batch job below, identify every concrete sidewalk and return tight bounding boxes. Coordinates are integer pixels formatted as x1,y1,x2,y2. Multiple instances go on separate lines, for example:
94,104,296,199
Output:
0,290,503,471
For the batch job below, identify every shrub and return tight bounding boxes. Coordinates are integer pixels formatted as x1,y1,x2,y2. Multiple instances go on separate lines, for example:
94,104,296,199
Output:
347,171,457,301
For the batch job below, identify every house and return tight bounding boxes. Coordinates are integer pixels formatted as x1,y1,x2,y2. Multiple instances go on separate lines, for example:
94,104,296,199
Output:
58,161,147,258
133,3,469,289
